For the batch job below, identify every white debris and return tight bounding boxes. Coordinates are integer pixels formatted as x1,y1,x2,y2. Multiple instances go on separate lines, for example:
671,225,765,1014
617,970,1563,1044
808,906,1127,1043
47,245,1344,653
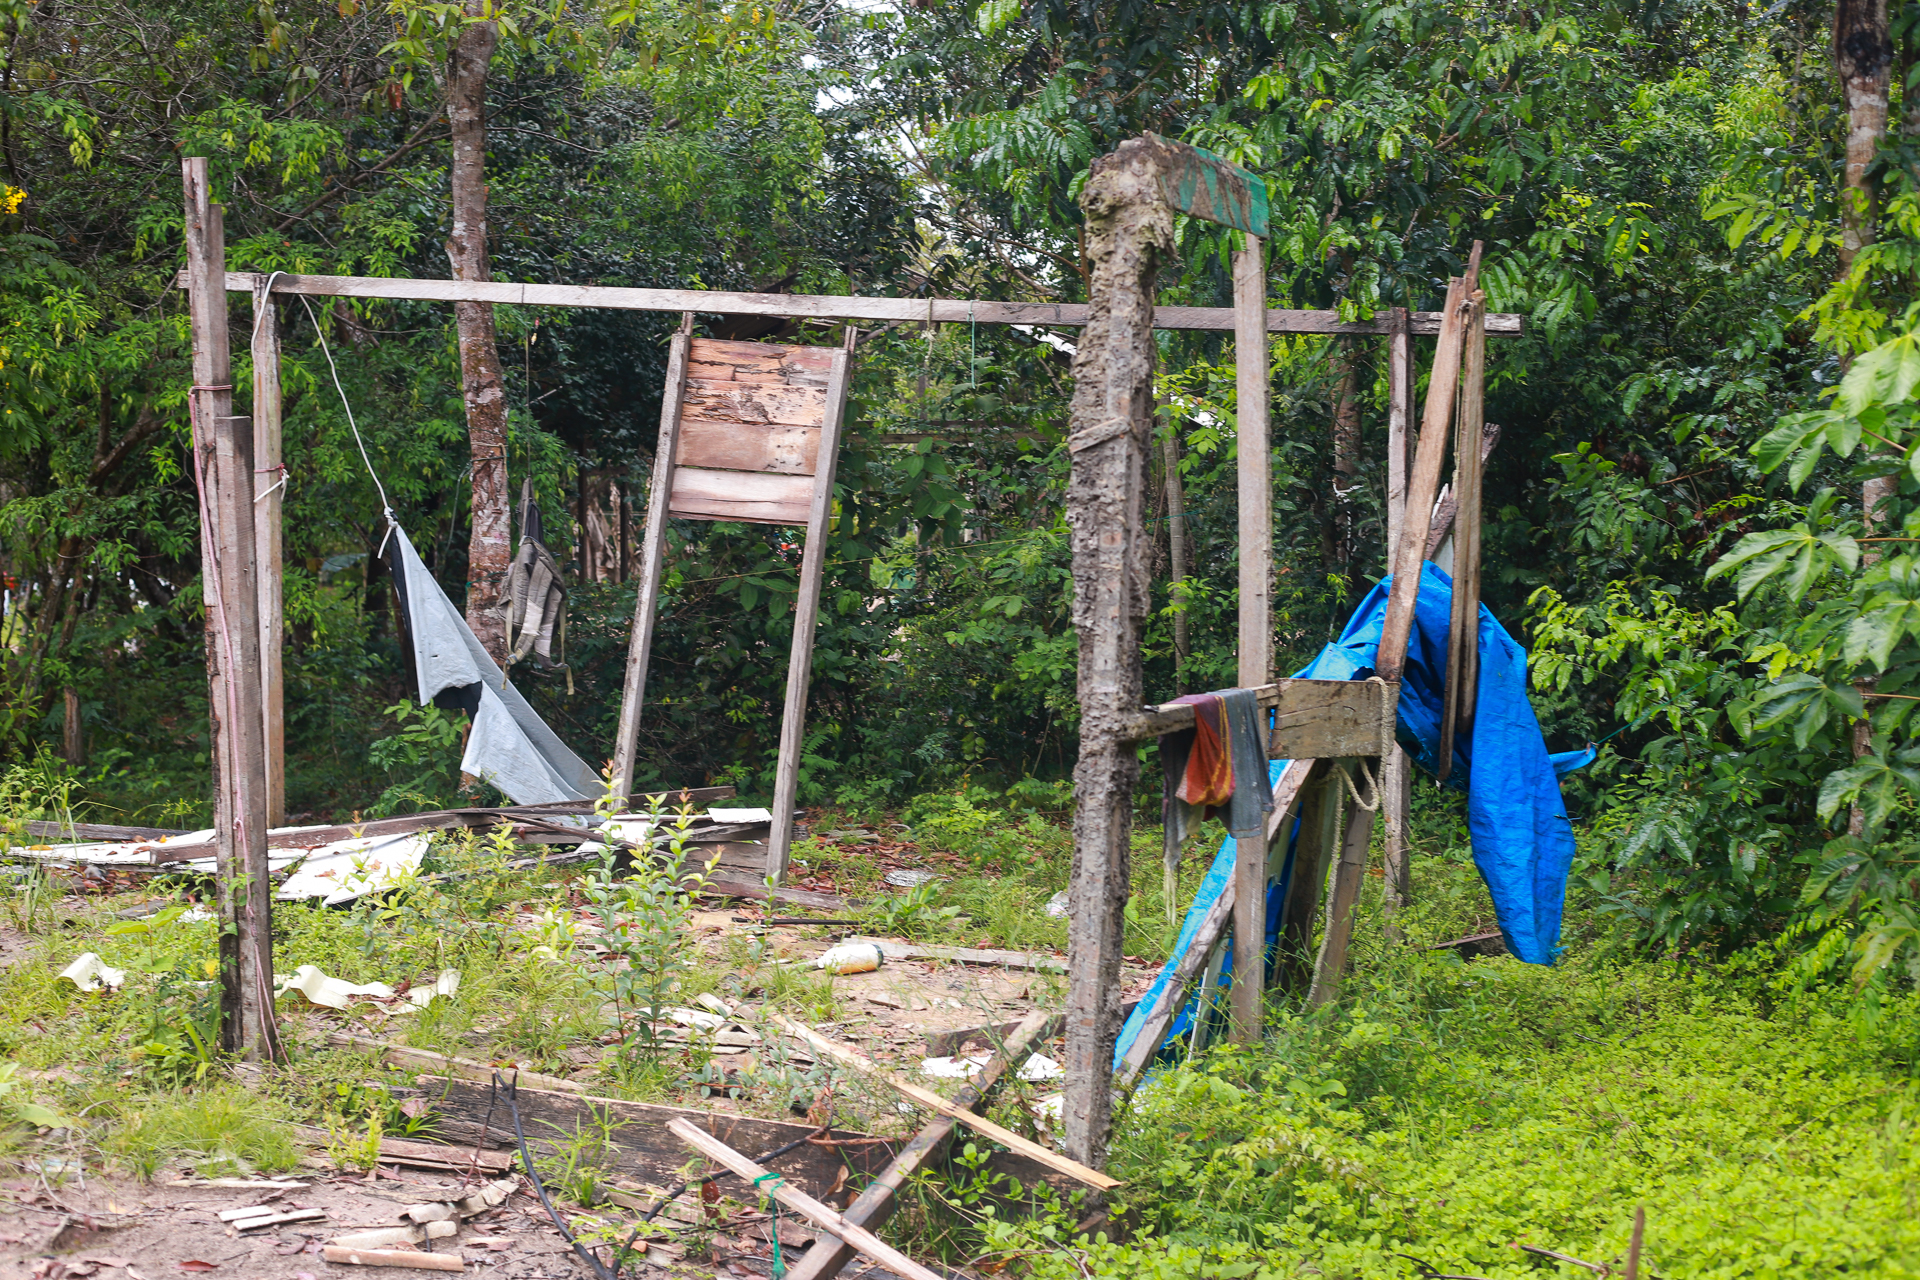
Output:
922,1054,992,1079
1045,891,1070,918
884,868,941,889
1018,1052,1065,1082
274,832,430,906
707,807,774,824
663,1006,727,1032
815,942,886,974
275,964,396,1010
407,969,460,1008
57,953,126,992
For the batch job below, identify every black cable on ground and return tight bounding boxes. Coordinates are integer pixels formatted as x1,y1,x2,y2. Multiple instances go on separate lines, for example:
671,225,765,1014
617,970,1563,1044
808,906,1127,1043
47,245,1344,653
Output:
495,1072,622,1280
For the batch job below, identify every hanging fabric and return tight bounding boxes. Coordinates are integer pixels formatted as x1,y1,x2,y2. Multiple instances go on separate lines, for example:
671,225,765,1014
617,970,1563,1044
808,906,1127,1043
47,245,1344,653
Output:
385,523,597,806
503,479,571,690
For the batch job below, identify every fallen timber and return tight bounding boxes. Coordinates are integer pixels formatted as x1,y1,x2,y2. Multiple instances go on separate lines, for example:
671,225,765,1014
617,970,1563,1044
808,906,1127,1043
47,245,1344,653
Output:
420,1076,1074,1201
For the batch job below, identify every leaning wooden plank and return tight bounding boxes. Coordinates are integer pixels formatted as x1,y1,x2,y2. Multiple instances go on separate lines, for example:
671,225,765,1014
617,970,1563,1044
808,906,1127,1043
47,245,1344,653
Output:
784,1012,1053,1280
1308,780,1380,1007
199,271,1522,336
1113,758,1314,1087
668,465,814,525
327,1032,587,1096
774,1017,1122,1190
667,1119,946,1280
320,1245,463,1271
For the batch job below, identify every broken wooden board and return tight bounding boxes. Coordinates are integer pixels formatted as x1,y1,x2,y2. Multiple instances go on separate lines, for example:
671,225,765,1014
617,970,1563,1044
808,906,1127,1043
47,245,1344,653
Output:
1119,677,1395,761
1137,132,1270,236
849,937,1068,974
327,1032,588,1096
420,1076,1071,1202
668,338,838,527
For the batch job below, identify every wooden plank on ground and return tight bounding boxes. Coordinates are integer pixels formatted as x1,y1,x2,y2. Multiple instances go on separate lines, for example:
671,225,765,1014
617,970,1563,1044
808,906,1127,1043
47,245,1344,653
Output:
199,271,1523,337
668,465,813,525
848,937,1067,973
785,1011,1054,1280
774,1016,1122,1190
668,1119,945,1280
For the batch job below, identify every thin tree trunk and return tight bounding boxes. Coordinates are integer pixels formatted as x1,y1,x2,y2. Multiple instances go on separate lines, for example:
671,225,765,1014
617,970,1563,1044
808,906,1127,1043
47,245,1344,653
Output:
1836,0,1893,828
1330,339,1362,593
447,12,510,663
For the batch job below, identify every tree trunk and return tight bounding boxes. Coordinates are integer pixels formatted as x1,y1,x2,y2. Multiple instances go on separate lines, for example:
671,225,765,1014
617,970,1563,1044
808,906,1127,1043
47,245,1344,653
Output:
1330,339,1362,592
447,13,510,663
1061,139,1173,1170
1836,0,1893,821
1835,0,1891,280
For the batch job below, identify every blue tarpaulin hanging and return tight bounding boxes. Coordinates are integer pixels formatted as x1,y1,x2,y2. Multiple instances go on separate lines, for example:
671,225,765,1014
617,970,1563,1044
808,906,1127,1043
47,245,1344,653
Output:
1113,564,1586,1071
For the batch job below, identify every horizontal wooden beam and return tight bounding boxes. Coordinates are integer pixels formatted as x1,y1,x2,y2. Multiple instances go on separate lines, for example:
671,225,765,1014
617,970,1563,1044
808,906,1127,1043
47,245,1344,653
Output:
1121,677,1395,761
191,271,1522,337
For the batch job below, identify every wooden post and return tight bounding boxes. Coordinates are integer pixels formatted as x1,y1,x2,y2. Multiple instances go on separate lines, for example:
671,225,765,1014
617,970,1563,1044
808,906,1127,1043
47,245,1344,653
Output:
1438,288,1489,782
1229,234,1271,1046
1062,138,1173,1169
183,158,278,1062
251,279,286,827
1308,761,1378,1006
1161,413,1190,695
1382,308,1413,931
765,331,856,883
608,317,692,805
1376,245,1481,684
1272,761,1340,994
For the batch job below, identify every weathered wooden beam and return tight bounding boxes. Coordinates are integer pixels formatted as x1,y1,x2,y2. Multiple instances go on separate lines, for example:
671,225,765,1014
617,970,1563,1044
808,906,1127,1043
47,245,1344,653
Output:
1438,290,1490,784
1382,310,1413,932
1308,769,1380,1007
183,158,278,1064
610,323,692,803
250,280,285,828
1062,135,1171,1172
190,270,1523,337
767,334,855,884
1118,678,1394,761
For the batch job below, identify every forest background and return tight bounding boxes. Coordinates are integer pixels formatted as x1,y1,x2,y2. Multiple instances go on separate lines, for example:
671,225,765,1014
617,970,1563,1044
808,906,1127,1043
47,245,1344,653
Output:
6,0,1920,990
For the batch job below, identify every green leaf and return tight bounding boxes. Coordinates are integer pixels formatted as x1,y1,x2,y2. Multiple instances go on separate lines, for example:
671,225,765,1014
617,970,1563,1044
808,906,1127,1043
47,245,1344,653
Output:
1837,332,1920,416
12,1102,70,1129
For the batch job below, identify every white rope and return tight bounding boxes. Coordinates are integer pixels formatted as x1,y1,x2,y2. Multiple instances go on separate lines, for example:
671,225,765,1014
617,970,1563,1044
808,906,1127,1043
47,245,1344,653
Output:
1334,758,1380,812
295,291,395,529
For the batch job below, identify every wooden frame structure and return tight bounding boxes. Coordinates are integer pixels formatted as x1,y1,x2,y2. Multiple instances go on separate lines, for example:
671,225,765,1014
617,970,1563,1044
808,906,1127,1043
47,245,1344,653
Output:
183,150,1513,1108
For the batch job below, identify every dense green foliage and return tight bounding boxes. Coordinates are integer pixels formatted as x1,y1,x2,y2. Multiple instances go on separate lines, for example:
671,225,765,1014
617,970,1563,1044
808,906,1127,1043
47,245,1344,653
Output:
7,0,1920,990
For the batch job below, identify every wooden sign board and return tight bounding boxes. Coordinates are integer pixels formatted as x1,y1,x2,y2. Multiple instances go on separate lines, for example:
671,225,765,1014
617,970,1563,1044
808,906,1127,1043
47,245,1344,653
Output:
1139,133,1269,237
668,338,837,526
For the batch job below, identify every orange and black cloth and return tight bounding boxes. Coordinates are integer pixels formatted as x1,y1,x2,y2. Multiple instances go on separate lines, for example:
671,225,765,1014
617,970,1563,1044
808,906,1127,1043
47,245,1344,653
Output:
1161,688,1273,849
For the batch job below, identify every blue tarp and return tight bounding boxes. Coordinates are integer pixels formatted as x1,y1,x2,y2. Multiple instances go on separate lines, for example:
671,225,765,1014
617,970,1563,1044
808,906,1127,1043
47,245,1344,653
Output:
1113,564,1585,1070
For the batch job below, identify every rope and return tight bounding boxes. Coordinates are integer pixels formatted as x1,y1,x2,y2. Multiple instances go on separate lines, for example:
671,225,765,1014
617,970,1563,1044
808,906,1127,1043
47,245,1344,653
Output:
295,292,395,529
1334,758,1380,811
753,1172,788,1279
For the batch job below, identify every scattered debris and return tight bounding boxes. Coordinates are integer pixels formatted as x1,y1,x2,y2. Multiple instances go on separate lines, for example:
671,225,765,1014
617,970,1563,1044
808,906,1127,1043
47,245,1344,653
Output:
273,833,430,906
883,868,941,889
668,1118,945,1280
319,1245,463,1271
814,942,886,974
329,1223,456,1250
273,965,458,1011
222,1206,327,1233
774,1016,1122,1190
1045,890,1070,918
57,953,126,992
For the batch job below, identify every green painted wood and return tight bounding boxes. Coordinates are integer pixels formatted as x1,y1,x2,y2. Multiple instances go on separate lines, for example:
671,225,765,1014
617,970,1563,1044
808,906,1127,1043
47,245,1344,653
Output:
1142,133,1269,236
